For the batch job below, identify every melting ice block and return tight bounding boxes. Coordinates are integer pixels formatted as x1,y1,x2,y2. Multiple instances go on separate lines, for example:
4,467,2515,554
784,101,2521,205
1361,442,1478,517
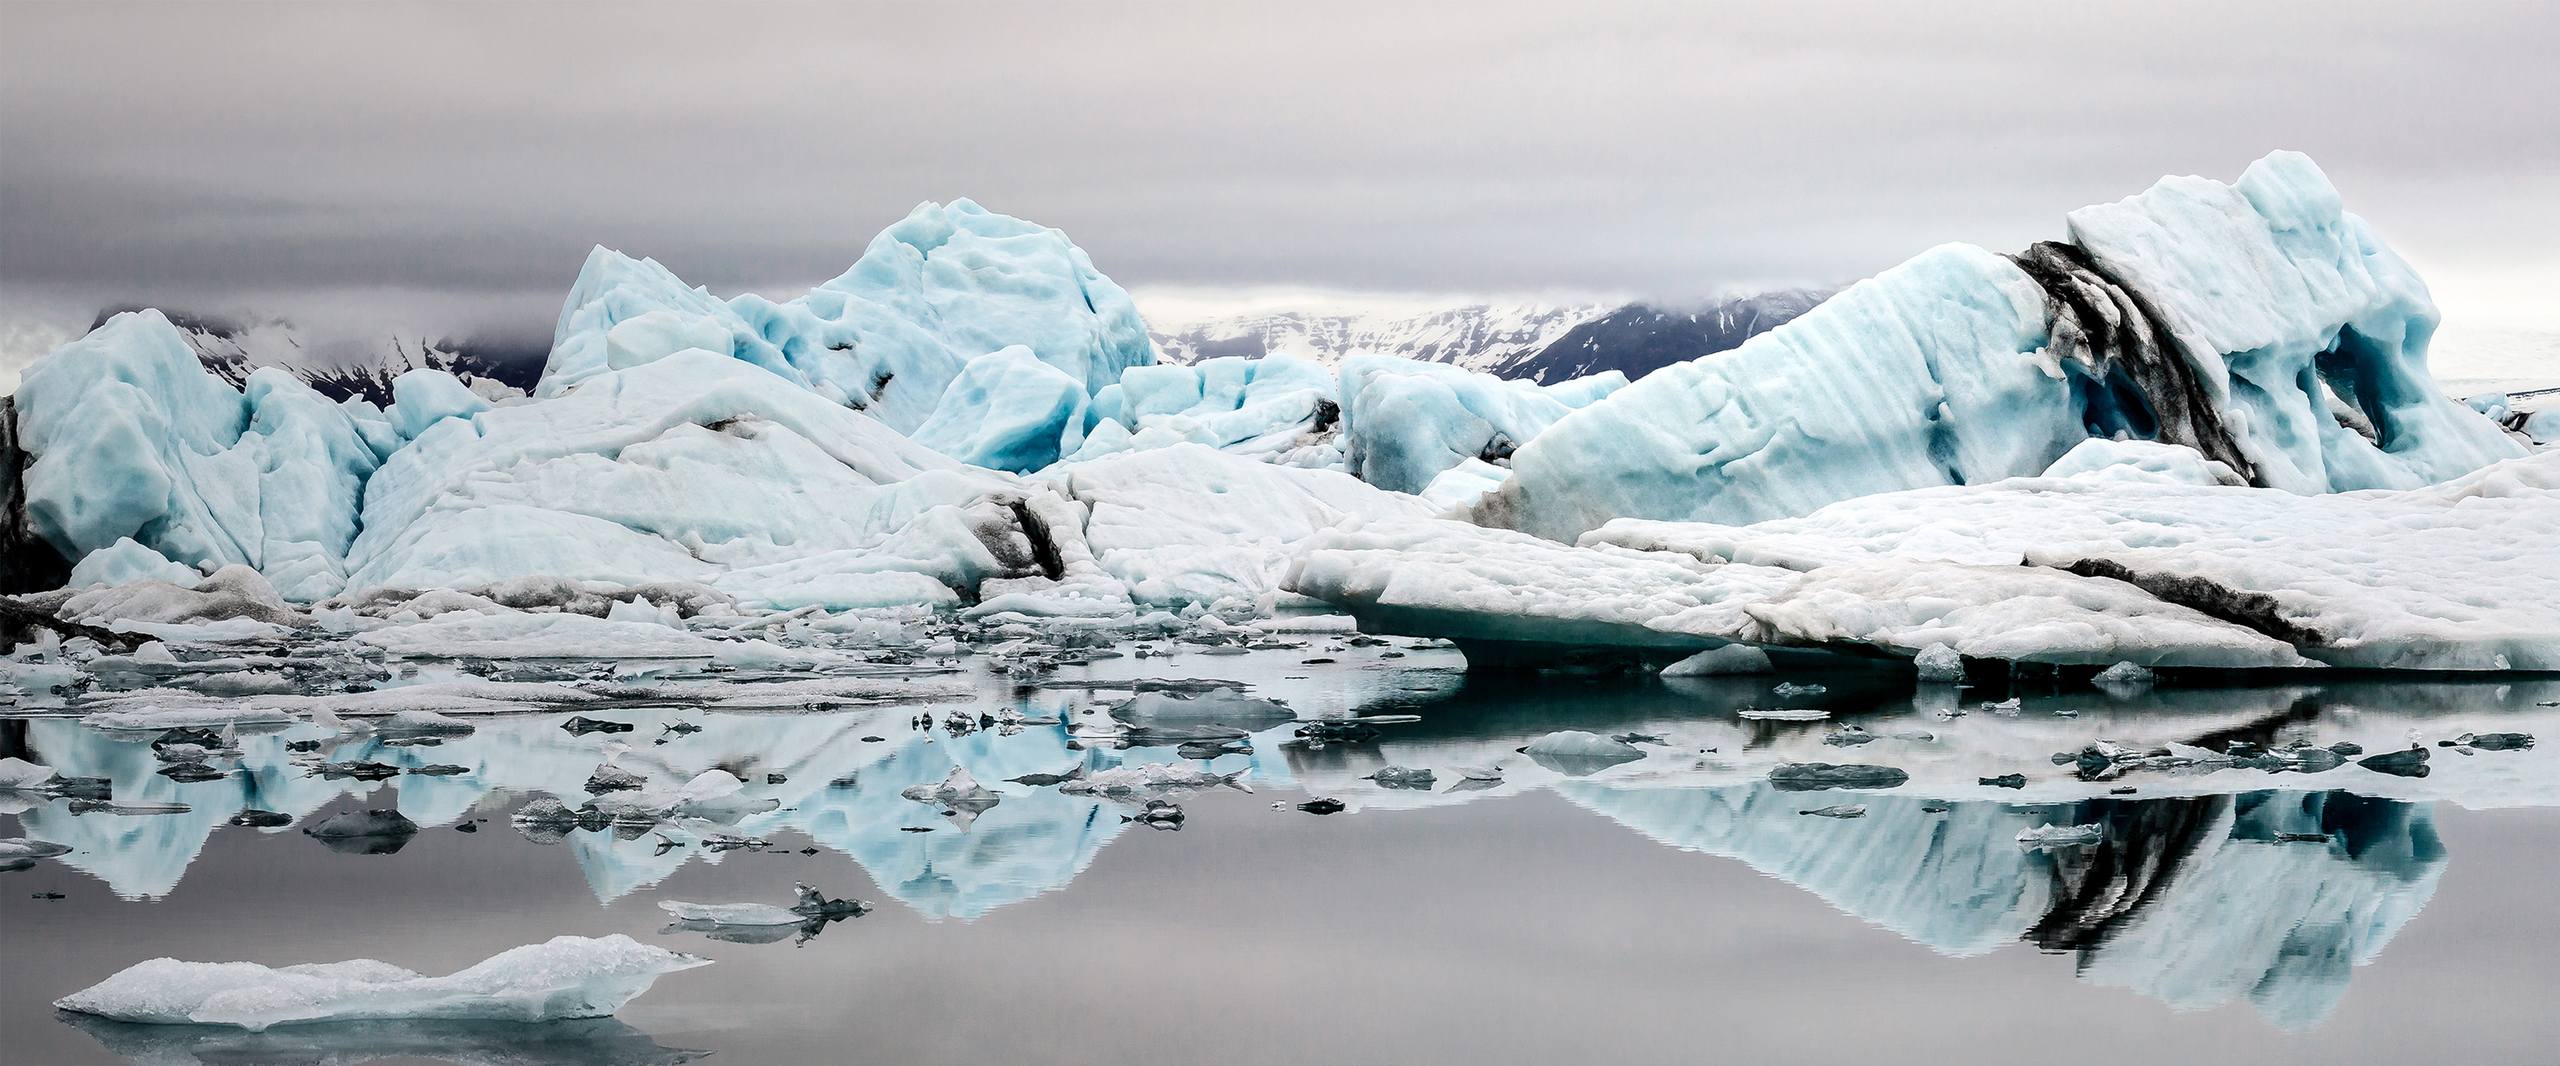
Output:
54,934,707,1031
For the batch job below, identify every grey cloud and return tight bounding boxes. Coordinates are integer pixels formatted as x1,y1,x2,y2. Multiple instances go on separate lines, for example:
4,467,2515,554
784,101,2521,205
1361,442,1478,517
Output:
3,0,2554,343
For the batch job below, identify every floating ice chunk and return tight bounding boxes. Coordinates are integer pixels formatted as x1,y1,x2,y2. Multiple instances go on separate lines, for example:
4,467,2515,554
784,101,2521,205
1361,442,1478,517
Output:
1913,643,1965,683
1,837,73,860
1661,644,1773,677
2093,661,2156,689
658,883,866,926
2016,823,2106,849
1768,763,1910,791
1061,764,1250,796
54,934,708,1031
0,757,57,790
1520,730,1646,774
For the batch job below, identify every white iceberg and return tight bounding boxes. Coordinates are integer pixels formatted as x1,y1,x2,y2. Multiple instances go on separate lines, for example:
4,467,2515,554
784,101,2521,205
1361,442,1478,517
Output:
54,934,707,1031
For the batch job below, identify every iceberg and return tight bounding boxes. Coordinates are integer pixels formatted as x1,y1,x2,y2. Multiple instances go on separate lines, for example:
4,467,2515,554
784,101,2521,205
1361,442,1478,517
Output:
1291,452,2559,670
1480,152,2524,541
541,199,1153,430
54,934,706,1031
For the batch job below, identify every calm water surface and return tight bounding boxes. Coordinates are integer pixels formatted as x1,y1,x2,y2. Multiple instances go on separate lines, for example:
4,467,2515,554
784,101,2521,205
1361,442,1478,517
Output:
7,647,2557,1065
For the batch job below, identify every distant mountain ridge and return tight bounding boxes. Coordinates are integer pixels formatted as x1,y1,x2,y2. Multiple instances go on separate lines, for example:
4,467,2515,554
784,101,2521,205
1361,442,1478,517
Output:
89,305,544,406
1147,302,1606,374
1144,290,1829,383
1492,290,1830,384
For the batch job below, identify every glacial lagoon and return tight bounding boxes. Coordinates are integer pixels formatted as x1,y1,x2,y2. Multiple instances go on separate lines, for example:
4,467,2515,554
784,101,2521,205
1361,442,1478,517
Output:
6,638,2557,1065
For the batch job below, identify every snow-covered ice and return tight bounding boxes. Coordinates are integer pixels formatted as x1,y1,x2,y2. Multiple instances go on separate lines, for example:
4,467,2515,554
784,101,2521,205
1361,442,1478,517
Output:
54,934,706,1031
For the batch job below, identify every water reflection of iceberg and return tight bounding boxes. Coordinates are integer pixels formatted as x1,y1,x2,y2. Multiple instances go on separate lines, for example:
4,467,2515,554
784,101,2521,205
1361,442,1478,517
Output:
1561,781,2442,1028
59,1013,709,1066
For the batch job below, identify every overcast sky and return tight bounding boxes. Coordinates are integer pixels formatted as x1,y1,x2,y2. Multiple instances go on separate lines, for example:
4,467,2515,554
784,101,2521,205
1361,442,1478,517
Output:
3,0,2555,355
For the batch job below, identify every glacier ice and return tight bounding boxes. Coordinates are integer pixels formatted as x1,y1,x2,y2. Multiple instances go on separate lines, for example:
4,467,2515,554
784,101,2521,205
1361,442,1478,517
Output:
540,199,1153,431
0,152,2543,679
54,934,707,1031
1479,152,2525,541
1292,452,2559,670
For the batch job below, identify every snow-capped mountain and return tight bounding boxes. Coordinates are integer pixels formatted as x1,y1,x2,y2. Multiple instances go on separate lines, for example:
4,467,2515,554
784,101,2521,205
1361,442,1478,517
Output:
1146,301,1607,374
1491,290,1829,384
95,305,543,406
1143,291,1829,383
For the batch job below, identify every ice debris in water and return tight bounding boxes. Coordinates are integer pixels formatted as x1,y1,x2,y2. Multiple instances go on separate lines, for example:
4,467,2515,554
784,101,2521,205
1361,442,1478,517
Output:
1913,643,1964,683
1768,763,1910,792
1521,731,1645,764
658,883,867,926
2016,823,2106,850
1062,764,1251,796
1799,805,1867,819
2092,661,2155,688
54,934,707,1031
1660,645,1772,677
1,837,74,861
1363,766,1437,790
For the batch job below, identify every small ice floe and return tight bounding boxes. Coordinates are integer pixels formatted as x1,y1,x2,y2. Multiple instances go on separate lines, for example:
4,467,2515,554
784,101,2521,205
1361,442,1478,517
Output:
1822,726,1875,747
1296,798,1346,815
1979,697,2023,715
2456,732,2535,751
0,838,73,861
900,767,1002,822
1737,707,1829,722
1800,804,1866,819
1768,763,1909,792
2358,746,2432,778
53,934,707,1031
1661,644,1773,677
1771,682,1827,699
374,710,476,740
312,761,402,781
585,764,647,794
1124,799,1185,830
560,716,633,736
1519,730,1646,774
1061,764,1251,797
1005,766,1085,787
2017,823,2106,850
0,756,57,792
302,809,420,854
1363,766,1436,790
2091,661,2155,691
1979,773,2027,790
659,882,868,944
1912,643,1965,683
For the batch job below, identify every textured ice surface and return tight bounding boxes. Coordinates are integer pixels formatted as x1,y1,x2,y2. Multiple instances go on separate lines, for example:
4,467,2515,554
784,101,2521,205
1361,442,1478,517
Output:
1049,443,1430,608
1296,452,2560,669
1481,152,2524,541
912,346,1090,472
1337,354,1621,494
15,312,381,600
540,199,1152,431
55,934,706,1031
